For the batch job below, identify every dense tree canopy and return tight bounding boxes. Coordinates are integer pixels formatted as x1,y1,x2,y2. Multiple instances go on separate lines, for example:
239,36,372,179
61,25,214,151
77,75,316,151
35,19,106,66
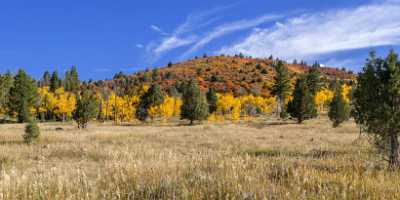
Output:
8,69,38,123
352,50,400,169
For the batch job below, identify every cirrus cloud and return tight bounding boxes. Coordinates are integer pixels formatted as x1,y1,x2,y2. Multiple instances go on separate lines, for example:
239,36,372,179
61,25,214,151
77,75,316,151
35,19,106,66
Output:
218,1,400,60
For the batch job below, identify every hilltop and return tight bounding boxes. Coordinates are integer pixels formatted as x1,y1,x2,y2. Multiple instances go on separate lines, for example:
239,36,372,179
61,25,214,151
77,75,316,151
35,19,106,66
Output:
93,55,355,97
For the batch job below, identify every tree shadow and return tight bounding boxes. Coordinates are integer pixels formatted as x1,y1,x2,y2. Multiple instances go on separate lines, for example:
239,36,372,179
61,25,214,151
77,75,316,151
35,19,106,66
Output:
247,121,297,129
0,140,24,145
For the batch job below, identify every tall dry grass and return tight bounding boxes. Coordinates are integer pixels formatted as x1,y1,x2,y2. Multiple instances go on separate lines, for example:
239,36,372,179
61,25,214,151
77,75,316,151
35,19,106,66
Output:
0,117,399,199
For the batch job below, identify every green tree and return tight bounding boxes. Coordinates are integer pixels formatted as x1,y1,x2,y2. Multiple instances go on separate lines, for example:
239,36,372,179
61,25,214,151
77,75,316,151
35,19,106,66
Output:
73,90,98,129
287,77,317,124
23,120,40,144
352,50,400,169
8,69,38,123
50,71,61,92
306,62,322,96
64,66,80,92
328,81,350,127
206,88,218,114
271,60,291,119
181,80,209,125
40,71,51,87
136,84,165,121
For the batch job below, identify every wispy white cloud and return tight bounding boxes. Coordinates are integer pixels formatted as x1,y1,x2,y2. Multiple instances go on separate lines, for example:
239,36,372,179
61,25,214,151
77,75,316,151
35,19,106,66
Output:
218,1,400,61
180,14,282,59
145,3,238,62
153,36,196,55
150,25,169,36
136,44,144,48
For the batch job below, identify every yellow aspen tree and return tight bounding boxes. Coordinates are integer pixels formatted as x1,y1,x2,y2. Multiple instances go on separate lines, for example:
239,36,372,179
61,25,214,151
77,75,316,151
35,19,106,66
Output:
53,87,76,121
315,88,334,113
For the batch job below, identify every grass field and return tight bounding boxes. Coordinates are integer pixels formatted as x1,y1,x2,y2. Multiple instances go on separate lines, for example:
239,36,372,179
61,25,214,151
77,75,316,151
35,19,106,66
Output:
0,116,399,199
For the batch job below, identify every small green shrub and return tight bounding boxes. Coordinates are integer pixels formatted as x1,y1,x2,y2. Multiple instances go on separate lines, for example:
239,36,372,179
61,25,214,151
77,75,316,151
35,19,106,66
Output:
23,121,40,144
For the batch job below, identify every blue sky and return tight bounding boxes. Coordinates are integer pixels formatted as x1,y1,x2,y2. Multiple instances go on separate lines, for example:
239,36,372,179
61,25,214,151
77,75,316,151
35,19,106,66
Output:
0,0,399,80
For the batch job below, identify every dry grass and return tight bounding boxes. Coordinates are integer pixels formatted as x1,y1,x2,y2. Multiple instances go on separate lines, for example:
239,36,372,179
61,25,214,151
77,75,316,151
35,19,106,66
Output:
0,117,399,199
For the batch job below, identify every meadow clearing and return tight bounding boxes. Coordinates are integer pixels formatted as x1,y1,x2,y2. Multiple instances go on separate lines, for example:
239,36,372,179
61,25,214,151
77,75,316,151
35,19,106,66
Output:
0,116,399,199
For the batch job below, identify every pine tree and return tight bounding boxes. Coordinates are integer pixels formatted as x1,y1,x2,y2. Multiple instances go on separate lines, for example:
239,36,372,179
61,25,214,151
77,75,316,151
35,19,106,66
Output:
206,88,218,114
136,84,165,121
328,81,350,127
64,66,80,92
271,60,291,119
181,80,209,125
306,62,322,96
167,85,180,97
50,71,61,92
287,77,317,124
352,50,400,169
40,71,51,87
8,69,38,123
23,120,40,144
73,90,98,129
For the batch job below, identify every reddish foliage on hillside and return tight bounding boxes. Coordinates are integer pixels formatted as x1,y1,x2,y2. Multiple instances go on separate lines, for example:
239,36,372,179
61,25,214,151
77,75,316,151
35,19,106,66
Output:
93,55,355,97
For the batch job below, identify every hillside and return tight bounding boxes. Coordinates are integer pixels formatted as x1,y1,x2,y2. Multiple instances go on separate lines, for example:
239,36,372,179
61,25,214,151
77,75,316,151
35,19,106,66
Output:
94,55,355,97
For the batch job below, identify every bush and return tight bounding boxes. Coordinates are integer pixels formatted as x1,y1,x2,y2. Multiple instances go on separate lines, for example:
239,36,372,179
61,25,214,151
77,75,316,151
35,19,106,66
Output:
23,121,40,144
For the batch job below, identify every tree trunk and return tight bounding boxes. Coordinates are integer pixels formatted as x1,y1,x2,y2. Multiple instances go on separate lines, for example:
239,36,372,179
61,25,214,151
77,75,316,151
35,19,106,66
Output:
389,132,400,169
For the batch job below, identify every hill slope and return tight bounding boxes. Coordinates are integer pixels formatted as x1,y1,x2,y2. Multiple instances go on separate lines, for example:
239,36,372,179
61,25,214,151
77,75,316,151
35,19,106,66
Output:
94,56,355,97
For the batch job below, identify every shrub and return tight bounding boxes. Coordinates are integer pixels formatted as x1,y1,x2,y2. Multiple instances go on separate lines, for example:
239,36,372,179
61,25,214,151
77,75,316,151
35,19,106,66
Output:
23,120,40,144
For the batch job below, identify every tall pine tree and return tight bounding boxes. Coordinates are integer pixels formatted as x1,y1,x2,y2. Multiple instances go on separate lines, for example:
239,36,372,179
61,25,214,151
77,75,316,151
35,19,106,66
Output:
271,60,291,119
181,80,209,125
8,69,38,123
50,71,61,92
40,71,51,87
64,66,80,92
306,62,322,96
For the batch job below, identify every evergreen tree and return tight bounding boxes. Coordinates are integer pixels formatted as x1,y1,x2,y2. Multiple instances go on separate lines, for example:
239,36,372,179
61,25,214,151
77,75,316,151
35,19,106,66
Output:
8,69,38,123
287,77,317,124
136,84,165,121
328,81,350,127
23,120,40,144
40,71,51,87
306,62,322,96
64,66,80,92
352,50,400,169
181,80,209,125
50,71,61,92
206,88,218,114
167,85,180,97
73,90,98,129
271,60,291,119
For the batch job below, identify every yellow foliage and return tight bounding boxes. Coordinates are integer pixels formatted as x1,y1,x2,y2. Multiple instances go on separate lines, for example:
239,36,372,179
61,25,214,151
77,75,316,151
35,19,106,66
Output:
214,94,275,121
216,94,241,121
315,88,334,112
342,84,352,103
37,87,56,113
36,87,76,120
103,93,139,123
54,88,76,120
148,96,182,121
